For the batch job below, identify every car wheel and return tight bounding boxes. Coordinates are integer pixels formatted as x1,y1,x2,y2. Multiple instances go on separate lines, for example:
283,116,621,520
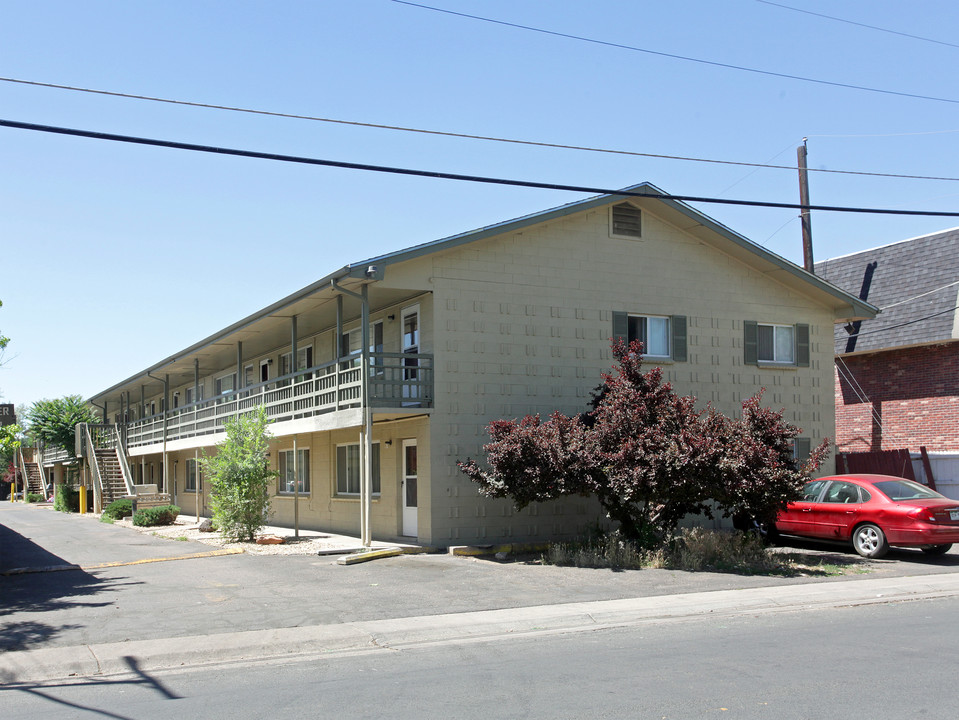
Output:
852,523,889,559
921,544,952,556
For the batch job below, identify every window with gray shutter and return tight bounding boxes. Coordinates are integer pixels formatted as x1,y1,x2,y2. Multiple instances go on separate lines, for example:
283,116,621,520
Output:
611,312,686,361
795,324,810,367
670,315,687,362
744,321,759,365
612,310,628,345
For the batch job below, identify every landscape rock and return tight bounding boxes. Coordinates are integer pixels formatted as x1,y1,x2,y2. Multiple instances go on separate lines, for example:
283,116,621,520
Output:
198,519,215,533
256,535,285,545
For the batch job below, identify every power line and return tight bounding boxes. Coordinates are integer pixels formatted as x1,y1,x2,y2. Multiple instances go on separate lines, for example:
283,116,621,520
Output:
393,1,959,106
3,75,959,183
3,117,959,218
756,1,959,50
843,305,959,339
881,281,959,310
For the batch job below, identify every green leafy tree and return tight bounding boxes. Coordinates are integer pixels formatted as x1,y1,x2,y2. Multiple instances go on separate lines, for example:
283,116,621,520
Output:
25,395,98,459
459,340,828,547
202,406,277,542
1,423,23,467
0,299,10,366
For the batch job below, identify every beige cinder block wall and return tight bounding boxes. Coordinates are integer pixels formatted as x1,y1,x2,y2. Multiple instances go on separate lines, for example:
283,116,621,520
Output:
387,204,835,545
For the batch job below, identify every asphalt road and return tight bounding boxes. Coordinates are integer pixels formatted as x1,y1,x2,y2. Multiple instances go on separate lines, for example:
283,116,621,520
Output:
3,501,959,655
4,595,958,719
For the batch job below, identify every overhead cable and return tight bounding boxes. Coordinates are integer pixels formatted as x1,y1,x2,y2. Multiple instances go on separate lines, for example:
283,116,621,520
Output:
757,1,959,50
393,1,959,106
842,305,959,339
2,76,959,183
4,117,959,218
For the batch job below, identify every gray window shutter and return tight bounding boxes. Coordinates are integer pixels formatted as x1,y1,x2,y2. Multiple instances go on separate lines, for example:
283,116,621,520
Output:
612,311,628,345
744,321,758,365
795,437,812,462
670,315,687,362
795,323,810,367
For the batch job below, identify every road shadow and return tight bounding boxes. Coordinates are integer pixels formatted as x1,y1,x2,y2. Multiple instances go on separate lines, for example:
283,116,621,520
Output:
0,522,140,651
771,535,959,567
0,655,181,716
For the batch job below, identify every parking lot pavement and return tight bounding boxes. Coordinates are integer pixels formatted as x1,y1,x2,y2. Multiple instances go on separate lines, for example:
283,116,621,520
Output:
2,501,959,657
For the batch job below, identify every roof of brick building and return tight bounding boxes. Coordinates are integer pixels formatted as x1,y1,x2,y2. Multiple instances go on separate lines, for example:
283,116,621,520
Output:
816,227,959,355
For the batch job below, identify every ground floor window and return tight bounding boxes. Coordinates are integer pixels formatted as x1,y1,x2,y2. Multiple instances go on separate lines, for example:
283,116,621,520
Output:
336,443,381,495
186,458,201,492
278,448,310,494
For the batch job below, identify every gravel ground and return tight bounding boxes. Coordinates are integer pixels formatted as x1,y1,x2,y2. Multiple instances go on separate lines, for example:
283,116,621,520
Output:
107,514,369,556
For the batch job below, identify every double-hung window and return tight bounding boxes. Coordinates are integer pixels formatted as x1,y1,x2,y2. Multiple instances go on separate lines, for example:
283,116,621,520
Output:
278,449,310,494
744,322,810,366
612,311,686,362
186,458,201,492
336,443,381,496
215,373,236,396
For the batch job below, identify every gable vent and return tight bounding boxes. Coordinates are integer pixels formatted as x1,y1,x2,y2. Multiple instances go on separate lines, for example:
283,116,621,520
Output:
611,203,642,239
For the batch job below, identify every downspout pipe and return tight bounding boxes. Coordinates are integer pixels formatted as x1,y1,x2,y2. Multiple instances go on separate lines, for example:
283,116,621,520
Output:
331,278,372,547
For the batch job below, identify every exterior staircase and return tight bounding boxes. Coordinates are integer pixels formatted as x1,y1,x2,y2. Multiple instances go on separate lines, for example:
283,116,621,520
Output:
94,448,129,504
23,462,45,496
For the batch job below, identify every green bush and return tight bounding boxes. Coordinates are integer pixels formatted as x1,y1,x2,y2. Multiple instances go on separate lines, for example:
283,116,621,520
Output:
132,505,180,527
25,493,46,503
102,497,134,521
53,483,79,513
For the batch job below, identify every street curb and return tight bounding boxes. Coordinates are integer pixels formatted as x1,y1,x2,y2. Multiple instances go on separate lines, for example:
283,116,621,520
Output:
448,542,550,557
6,572,959,684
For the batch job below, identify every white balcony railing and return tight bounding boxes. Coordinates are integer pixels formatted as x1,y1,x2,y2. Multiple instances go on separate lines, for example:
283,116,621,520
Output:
126,352,433,448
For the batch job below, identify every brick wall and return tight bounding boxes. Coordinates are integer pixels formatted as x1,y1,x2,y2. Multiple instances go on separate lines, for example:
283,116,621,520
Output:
835,343,959,453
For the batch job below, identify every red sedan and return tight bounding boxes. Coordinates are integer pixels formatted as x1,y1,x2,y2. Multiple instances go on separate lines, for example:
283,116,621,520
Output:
774,474,959,558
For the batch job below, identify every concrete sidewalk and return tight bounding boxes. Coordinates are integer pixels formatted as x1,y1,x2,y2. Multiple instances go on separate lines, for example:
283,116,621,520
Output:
6,572,959,683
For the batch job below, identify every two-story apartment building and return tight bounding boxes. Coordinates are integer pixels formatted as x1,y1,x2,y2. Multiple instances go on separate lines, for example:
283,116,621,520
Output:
54,183,876,547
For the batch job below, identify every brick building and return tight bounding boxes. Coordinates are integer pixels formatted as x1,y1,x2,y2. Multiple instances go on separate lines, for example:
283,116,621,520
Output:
817,228,959,493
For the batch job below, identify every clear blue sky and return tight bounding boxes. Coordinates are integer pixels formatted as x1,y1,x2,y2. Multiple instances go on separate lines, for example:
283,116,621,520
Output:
2,0,958,410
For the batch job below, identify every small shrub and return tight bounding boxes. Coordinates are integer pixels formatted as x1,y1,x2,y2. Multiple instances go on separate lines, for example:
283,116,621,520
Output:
132,505,180,527
53,483,79,513
667,528,775,573
25,493,45,503
102,498,134,521
542,528,779,573
546,529,648,570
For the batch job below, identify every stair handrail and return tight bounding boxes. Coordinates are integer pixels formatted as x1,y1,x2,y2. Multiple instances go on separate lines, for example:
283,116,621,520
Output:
113,424,136,496
83,424,106,507
16,445,28,500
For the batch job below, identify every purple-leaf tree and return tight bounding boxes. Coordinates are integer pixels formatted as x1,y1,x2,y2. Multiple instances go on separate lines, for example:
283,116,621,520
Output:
458,340,828,547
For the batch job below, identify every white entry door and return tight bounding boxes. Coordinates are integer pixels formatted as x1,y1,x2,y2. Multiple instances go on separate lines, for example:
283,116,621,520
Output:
402,440,418,537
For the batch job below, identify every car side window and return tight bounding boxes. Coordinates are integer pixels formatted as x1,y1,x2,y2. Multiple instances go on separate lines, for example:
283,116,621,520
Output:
822,481,860,504
801,480,827,501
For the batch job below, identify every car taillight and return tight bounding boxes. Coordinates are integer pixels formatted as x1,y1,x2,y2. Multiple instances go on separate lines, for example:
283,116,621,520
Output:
909,507,937,522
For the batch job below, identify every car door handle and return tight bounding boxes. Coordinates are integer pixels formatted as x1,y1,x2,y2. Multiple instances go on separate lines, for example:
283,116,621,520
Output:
801,508,812,512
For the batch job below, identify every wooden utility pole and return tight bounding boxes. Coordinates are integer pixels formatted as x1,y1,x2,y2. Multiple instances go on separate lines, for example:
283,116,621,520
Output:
798,139,814,273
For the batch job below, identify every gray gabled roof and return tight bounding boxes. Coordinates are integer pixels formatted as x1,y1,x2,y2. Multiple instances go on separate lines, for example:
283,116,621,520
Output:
89,182,877,404
816,227,959,355
356,182,877,321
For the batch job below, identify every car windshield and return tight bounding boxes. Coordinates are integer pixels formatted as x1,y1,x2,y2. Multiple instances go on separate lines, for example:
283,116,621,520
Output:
873,479,943,501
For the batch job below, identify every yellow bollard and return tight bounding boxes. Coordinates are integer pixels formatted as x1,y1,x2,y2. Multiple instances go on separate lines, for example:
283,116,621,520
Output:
79,486,87,514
